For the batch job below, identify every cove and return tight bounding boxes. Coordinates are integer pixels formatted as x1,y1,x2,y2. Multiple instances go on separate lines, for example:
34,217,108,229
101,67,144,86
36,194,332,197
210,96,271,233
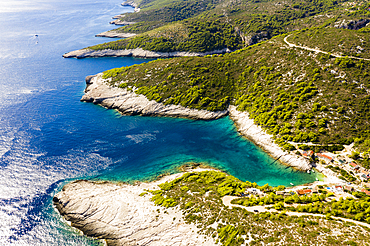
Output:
0,0,318,245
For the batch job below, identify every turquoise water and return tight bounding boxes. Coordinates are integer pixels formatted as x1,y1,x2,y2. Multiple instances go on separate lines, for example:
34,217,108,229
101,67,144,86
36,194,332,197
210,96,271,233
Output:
0,0,318,245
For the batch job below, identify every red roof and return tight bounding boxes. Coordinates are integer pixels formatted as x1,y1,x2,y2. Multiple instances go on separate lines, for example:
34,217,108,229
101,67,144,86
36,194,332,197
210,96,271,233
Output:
361,189,370,196
297,189,312,195
350,163,358,168
316,153,332,160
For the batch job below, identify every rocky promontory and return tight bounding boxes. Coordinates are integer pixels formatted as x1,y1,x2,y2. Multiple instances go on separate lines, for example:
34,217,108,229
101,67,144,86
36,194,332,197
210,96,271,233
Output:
53,170,216,246
63,48,230,59
81,74,228,120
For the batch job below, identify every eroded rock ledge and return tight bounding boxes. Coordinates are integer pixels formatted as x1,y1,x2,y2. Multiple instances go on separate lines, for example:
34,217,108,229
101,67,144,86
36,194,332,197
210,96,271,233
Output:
81,74,228,120
63,48,230,59
53,171,216,246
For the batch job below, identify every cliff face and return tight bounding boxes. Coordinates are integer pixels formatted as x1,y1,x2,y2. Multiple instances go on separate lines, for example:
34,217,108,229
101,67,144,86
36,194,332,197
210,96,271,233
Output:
53,178,216,246
81,74,228,120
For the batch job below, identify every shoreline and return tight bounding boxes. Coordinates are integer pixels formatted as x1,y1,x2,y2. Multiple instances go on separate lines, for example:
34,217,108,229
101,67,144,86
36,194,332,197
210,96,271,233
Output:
81,73,228,120
228,106,312,171
53,167,217,246
82,73,312,171
95,31,137,38
63,47,230,59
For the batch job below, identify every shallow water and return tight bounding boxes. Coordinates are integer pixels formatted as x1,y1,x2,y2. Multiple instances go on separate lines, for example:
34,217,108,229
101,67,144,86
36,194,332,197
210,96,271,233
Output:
0,0,319,244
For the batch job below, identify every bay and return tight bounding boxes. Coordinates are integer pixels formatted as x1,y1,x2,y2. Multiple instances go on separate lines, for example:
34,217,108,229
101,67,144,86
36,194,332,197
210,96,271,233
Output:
0,0,318,244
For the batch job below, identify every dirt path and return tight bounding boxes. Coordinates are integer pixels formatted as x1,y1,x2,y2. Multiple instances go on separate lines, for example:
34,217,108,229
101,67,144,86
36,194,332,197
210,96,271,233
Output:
283,35,370,61
222,195,370,228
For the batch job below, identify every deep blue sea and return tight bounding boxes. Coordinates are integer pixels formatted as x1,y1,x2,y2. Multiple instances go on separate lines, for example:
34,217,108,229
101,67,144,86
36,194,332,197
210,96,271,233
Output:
0,0,319,244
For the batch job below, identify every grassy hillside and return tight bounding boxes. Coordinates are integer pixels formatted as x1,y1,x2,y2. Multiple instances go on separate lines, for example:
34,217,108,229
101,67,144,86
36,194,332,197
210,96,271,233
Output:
146,170,370,246
102,32,370,153
289,27,370,59
91,0,370,53
90,20,243,53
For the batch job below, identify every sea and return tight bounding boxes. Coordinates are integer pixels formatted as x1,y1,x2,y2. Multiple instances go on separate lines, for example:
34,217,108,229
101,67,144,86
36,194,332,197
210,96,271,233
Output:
0,0,320,244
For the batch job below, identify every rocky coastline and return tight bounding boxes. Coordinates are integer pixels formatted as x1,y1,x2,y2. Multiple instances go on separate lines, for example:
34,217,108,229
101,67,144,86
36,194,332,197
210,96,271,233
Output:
228,106,312,171
53,168,216,246
63,47,230,59
81,74,228,120
81,73,312,171
95,31,137,38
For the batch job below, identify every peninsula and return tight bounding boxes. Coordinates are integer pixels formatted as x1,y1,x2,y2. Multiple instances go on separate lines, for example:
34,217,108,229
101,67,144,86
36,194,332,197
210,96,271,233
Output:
54,168,370,245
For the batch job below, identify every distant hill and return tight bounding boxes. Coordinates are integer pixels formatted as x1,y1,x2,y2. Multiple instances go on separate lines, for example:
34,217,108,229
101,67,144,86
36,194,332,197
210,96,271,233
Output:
89,0,370,53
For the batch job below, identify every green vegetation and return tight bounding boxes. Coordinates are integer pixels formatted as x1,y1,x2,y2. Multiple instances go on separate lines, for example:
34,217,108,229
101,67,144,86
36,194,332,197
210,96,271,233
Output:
102,33,370,151
149,170,370,245
90,0,370,54
298,144,345,153
90,20,242,53
327,165,357,182
87,0,370,163
290,26,370,59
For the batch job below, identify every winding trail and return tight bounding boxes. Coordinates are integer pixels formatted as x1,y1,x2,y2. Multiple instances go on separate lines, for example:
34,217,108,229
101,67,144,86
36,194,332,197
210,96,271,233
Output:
222,195,370,229
283,34,370,61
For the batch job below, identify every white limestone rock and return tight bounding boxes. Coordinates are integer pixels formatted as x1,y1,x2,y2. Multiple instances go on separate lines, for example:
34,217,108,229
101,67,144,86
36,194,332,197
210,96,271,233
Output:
80,73,228,120
63,48,230,58
54,174,216,246
229,105,312,171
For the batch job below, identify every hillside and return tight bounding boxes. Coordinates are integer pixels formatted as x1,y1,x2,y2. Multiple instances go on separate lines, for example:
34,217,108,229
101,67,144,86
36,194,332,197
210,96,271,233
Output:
86,0,370,53
102,31,370,158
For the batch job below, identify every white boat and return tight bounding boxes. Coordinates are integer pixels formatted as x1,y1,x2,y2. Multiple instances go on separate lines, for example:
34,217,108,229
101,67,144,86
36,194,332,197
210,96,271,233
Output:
316,178,319,181
290,183,294,186
307,170,310,174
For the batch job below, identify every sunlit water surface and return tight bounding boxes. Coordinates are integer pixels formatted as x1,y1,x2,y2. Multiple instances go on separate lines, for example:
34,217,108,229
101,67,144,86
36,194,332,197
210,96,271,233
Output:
0,0,319,244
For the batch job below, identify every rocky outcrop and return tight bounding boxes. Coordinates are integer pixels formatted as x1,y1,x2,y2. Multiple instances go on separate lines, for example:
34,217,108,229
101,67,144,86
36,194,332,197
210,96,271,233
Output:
95,31,136,38
53,171,216,246
121,1,140,12
229,106,312,171
63,48,230,58
245,32,270,46
109,19,136,25
80,74,228,120
63,47,230,58
334,19,370,30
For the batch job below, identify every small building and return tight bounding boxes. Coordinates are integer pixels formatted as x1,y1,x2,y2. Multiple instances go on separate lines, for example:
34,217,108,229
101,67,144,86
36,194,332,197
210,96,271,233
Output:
361,189,370,196
312,186,318,193
302,150,314,158
361,174,369,181
332,185,344,194
344,186,353,192
339,159,346,164
297,189,312,196
316,153,333,163
349,162,359,170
